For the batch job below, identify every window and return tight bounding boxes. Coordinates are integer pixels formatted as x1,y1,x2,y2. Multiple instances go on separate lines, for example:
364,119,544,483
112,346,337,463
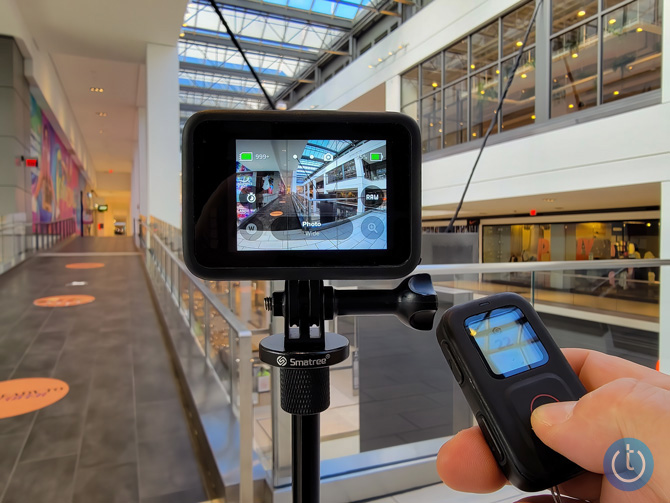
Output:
551,20,598,117
444,80,468,147
445,39,468,84
601,0,662,103
403,0,661,155
343,160,357,179
421,92,442,152
502,49,536,130
471,67,499,138
421,54,442,95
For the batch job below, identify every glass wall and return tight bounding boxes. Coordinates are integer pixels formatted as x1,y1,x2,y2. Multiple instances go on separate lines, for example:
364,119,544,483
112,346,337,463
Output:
482,219,660,263
400,0,662,154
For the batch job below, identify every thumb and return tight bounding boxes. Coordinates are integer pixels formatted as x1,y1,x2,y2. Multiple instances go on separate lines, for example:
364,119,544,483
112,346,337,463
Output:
530,377,669,474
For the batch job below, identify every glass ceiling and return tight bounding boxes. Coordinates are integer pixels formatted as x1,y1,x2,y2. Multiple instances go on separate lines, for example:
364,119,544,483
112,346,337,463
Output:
294,140,362,183
178,0,390,125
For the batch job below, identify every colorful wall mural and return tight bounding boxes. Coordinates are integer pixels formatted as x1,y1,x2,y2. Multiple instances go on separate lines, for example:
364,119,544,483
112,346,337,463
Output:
29,96,85,231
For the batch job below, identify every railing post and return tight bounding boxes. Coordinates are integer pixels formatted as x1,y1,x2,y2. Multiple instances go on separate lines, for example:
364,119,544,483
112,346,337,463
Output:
238,331,254,503
531,271,536,305
204,299,210,364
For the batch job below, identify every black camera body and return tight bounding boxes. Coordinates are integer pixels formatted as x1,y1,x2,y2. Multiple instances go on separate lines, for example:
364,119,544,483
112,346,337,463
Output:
182,110,421,280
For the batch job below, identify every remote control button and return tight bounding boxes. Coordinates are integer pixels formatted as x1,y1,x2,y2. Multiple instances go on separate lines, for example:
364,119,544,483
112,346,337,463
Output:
507,374,575,429
530,393,559,412
476,413,505,463
440,341,463,384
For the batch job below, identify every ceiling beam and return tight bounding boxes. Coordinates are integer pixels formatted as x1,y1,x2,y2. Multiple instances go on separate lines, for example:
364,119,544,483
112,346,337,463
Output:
182,32,320,62
179,61,294,84
180,85,265,101
204,0,352,30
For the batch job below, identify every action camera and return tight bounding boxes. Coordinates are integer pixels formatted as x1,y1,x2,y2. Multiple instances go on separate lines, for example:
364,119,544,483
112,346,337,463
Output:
182,110,421,280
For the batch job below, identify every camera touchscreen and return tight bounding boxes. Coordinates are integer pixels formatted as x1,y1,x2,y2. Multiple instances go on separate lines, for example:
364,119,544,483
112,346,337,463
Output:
465,306,548,378
236,139,387,252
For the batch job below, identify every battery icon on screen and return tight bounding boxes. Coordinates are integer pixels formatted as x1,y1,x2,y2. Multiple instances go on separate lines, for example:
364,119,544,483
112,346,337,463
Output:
370,153,383,161
240,152,253,161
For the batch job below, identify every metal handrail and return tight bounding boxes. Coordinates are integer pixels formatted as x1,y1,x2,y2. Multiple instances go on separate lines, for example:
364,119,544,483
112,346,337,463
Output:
416,258,670,276
150,231,251,338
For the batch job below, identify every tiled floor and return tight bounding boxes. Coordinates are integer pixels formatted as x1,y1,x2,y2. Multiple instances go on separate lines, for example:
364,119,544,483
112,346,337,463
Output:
0,237,207,503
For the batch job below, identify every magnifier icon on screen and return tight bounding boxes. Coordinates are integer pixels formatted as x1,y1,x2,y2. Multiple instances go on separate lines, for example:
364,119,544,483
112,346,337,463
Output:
367,223,377,233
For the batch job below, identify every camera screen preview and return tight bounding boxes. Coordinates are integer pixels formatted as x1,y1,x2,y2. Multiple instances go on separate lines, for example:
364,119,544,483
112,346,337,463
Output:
235,139,387,251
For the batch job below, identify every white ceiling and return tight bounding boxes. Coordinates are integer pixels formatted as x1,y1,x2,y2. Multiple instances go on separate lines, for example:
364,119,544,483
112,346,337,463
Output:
422,182,661,220
17,0,188,184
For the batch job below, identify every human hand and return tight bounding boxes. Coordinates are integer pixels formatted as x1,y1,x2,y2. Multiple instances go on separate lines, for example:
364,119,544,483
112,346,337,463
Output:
436,348,670,502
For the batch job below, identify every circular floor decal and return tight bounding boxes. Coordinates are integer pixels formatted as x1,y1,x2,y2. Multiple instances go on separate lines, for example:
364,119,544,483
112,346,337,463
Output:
66,262,105,269
0,378,69,419
33,295,96,307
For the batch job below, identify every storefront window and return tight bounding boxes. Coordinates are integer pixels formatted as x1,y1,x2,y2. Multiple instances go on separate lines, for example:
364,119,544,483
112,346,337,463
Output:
501,49,536,131
550,20,598,117
502,1,536,57
482,220,660,263
471,21,499,70
421,54,442,96
552,0,598,33
421,92,442,152
443,80,468,147
601,0,662,103
470,66,499,139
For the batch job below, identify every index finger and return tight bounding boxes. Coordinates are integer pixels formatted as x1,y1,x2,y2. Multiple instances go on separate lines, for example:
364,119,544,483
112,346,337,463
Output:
562,348,670,392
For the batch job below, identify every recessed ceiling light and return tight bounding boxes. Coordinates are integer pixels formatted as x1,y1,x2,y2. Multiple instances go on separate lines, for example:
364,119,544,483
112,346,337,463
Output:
368,65,373,68
571,53,579,58
432,82,438,88
472,132,477,137
609,18,616,24
543,198,555,202
96,112,107,117
568,104,574,109
521,73,527,79
470,64,475,69
89,87,104,93
577,10,586,16
179,33,185,37
531,115,536,119
516,41,523,47
637,27,643,32
613,90,620,95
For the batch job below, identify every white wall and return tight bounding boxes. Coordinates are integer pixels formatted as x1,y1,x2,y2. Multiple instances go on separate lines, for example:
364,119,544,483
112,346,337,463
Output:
146,44,180,228
422,102,670,209
0,0,96,187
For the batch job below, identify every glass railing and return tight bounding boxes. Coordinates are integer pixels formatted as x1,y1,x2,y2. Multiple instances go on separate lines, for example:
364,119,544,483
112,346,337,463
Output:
138,220,255,502
0,214,77,274
139,216,669,501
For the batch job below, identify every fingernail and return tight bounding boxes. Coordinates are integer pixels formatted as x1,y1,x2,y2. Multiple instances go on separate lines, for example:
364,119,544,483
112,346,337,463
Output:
532,401,576,427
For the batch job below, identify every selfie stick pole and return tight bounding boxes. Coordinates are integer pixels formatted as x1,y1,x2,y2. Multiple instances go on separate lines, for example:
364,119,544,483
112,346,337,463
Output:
260,275,437,503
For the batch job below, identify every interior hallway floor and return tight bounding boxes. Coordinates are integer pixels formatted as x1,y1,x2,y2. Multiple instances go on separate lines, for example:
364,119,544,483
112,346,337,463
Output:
0,237,207,503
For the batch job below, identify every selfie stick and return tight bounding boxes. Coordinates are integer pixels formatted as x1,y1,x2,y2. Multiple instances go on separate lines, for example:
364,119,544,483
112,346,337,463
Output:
260,274,438,503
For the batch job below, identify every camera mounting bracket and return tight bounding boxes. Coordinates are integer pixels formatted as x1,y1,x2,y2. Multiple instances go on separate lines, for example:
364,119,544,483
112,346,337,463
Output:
258,274,438,503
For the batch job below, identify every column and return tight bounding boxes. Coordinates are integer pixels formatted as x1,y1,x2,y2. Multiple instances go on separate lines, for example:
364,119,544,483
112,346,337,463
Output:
0,37,30,223
385,75,401,112
660,181,670,373
131,107,148,237
146,44,181,228
662,0,670,103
